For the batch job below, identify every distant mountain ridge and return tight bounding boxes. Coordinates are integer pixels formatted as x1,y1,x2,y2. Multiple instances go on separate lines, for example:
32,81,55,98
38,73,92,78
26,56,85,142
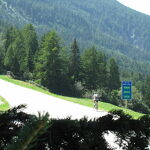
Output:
1,0,150,73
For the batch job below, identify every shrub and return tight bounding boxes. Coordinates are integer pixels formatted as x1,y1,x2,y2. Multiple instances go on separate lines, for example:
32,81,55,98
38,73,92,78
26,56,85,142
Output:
1,106,150,150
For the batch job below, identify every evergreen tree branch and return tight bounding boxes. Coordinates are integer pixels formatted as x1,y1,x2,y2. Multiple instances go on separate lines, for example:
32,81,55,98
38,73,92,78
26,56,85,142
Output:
6,112,51,150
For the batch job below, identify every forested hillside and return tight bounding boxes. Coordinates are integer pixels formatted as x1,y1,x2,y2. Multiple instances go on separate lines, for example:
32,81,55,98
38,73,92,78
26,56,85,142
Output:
0,25,149,114
1,0,150,63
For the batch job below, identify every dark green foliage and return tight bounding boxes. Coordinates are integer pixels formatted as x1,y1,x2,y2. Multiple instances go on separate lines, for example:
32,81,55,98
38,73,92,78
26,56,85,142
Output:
108,58,120,91
1,107,150,150
108,110,150,150
34,31,70,94
0,33,5,73
3,25,38,79
0,15,10,32
4,29,28,77
143,76,150,108
2,0,150,64
69,38,81,83
2,25,121,97
2,0,150,74
0,105,32,150
128,99,150,114
45,118,110,150
6,113,50,150
81,46,107,90
109,90,120,106
22,24,38,73
4,27,17,50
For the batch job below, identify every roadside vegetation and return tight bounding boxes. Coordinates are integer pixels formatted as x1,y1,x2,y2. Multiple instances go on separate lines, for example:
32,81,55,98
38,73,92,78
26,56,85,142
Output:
0,105,149,150
0,75,143,119
0,95,9,111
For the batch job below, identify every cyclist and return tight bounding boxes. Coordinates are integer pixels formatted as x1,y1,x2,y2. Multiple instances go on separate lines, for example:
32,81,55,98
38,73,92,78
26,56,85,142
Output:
92,93,99,111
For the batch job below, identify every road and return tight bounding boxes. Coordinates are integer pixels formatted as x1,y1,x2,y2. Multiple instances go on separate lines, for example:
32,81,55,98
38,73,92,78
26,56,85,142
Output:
0,79,108,119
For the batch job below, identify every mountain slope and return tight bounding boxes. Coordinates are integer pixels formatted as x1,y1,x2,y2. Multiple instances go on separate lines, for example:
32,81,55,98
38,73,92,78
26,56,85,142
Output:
1,0,150,70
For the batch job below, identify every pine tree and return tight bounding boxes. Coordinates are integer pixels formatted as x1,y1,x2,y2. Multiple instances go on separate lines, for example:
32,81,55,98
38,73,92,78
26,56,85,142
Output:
143,76,150,108
4,27,17,51
0,33,6,73
97,50,107,88
108,58,120,91
81,46,107,90
22,24,38,72
4,30,28,77
0,105,31,150
35,31,67,94
69,38,81,83
6,113,50,150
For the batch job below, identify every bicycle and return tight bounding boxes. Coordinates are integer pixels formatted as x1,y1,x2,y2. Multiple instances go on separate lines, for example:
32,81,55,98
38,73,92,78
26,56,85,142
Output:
93,100,98,111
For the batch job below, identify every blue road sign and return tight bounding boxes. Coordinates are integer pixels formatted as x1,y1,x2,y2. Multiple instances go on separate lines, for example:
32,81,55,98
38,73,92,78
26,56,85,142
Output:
121,81,132,100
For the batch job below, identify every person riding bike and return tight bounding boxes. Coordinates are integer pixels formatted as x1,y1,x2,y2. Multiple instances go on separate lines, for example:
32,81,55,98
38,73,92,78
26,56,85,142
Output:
92,93,99,111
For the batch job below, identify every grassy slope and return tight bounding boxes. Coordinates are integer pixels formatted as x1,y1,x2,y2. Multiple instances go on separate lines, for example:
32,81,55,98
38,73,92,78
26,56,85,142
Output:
0,75,144,119
0,96,9,111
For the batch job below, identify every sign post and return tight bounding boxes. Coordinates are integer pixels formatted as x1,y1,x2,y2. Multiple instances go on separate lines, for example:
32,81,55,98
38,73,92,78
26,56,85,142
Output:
121,81,132,109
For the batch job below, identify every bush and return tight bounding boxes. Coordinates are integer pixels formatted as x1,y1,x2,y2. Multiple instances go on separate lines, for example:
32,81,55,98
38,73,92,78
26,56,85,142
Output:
108,90,120,106
23,72,33,80
128,99,150,114
1,106,150,150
